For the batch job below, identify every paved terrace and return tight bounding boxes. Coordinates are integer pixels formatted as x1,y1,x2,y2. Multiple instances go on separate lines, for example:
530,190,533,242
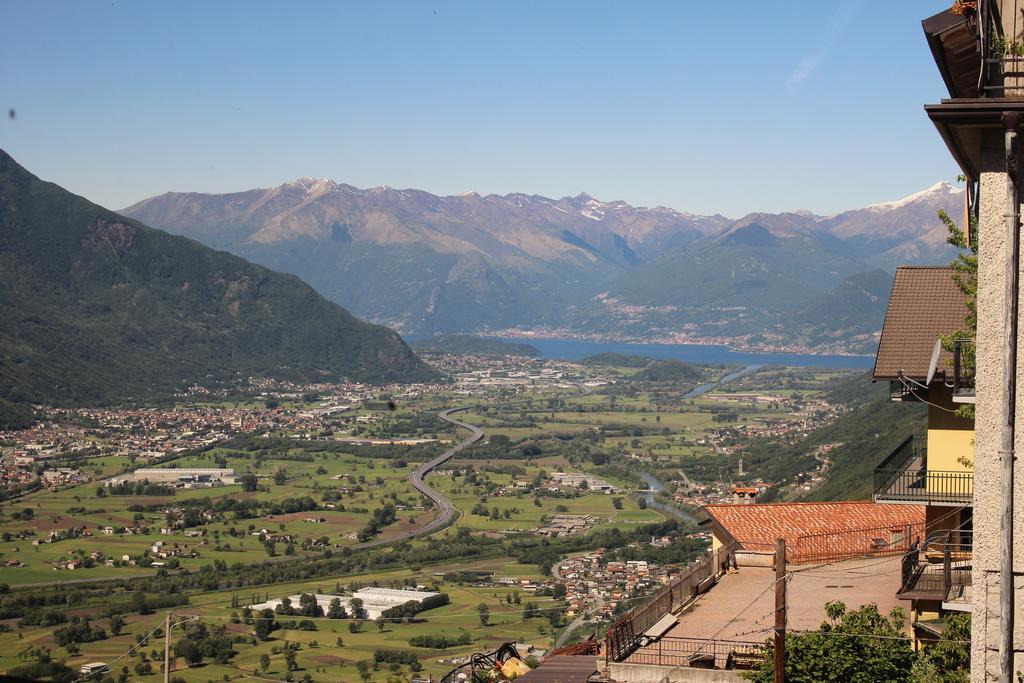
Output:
624,556,905,670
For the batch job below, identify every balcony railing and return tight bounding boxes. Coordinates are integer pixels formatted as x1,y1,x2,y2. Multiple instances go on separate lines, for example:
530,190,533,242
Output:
873,436,973,505
962,0,1024,97
898,530,972,609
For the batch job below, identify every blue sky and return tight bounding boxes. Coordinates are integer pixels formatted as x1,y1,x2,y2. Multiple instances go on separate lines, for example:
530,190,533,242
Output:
0,1,958,216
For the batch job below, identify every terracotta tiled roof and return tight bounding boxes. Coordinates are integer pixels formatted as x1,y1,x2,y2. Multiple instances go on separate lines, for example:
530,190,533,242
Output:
703,501,925,560
873,266,969,381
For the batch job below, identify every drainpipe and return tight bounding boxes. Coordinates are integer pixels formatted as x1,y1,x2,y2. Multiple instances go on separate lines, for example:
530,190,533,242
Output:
1000,111,1019,683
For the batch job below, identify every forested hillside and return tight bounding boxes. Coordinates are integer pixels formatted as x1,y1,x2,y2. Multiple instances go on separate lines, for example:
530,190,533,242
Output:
0,149,436,408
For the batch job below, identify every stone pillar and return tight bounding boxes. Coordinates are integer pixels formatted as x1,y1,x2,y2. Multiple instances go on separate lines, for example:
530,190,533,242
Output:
973,130,1024,681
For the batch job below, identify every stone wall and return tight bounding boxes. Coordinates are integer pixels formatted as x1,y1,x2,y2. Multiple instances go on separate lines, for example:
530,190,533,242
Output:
972,131,1024,680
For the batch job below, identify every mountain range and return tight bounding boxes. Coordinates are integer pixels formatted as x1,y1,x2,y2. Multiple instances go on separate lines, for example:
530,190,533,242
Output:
122,179,964,352
0,149,434,411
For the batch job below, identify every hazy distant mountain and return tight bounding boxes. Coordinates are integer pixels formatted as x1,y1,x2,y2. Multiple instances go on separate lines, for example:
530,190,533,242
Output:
0,150,434,408
122,179,963,350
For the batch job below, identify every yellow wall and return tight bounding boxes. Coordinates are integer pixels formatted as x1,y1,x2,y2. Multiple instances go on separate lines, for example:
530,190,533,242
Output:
925,384,974,498
926,428,974,473
711,530,724,555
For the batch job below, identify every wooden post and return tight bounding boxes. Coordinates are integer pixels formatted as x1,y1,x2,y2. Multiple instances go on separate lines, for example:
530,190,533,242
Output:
774,539,787,683
164,611,171,683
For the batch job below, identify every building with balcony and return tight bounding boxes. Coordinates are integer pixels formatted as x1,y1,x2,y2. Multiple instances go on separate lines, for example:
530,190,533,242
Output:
922,1,1024,677
601,502,922,681
871,264,975,644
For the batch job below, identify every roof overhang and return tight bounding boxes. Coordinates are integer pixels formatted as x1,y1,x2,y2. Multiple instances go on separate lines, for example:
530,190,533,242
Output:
699,509,740,547
926,99,1024,181
923,10,980,99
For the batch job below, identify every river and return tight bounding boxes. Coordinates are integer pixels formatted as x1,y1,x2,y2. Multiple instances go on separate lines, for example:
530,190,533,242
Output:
639,472,700,525
683,364,762,399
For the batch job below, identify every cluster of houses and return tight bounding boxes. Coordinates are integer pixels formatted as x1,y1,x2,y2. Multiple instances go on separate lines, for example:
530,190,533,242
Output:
0,463,37,490
557,548,676,620
40,468,86,489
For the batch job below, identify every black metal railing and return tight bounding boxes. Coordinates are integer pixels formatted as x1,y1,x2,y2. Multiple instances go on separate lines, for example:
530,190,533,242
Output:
873,436,973,505
873,435,921,497
971,0,1024,97
889,380,919,402
898,530,972,602
953,338,976,401
875,469,974,505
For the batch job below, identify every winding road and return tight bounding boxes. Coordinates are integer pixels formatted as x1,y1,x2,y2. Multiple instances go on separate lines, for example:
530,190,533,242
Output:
355,406,483,549
21,407,484,587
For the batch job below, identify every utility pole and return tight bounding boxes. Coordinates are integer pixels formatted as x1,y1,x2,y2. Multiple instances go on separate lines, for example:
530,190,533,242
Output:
164,611,172,683
774,538,787,683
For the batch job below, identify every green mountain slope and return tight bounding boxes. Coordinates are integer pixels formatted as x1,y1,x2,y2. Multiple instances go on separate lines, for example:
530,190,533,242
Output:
600,228,865,331
631,359,705,383
771,270,892,353
0,149,435,406
734,373,925,500
805,373,926,500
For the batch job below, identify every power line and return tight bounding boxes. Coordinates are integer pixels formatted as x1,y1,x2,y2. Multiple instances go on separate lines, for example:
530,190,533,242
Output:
72,616,190,683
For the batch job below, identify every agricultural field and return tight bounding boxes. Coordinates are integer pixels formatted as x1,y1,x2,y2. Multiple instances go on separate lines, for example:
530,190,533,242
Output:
0,356,857,682
428,457,664,536
0,445,438,588
0,556,562,682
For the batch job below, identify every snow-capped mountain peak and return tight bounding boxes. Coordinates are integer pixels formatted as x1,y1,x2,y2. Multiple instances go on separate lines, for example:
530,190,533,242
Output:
865,181,959,212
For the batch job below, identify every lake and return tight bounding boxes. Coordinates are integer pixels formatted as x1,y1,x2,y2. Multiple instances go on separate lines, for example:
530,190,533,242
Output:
490,337,873,369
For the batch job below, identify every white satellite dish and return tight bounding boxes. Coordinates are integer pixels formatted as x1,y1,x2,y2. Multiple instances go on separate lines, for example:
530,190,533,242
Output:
925,338,942,386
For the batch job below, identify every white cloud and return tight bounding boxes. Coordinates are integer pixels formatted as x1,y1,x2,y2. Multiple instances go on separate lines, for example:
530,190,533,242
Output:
787,0,862,86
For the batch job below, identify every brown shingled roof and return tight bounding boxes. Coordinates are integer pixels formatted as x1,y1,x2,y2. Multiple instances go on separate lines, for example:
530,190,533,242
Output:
516,655,598,683
703,501,925,562
873,266,969,381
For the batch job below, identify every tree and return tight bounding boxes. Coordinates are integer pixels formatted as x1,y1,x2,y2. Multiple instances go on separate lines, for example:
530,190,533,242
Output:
477,603,490,627
743,602,915,682
173,637,203,667
254,609,276,640
238,475,258,492
376,616,386,632
937,203,978,421
133,591,151,615
274,469,288,485
260,654,271,673
612,497,624,510
909,613,970,682
109,614,124,636
327,597,346,619
284,648,297,672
